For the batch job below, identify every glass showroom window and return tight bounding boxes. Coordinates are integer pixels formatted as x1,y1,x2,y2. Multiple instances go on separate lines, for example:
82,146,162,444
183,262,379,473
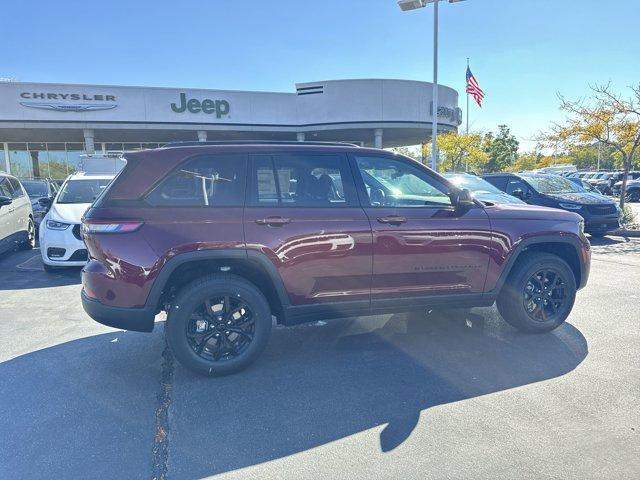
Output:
47,143,69,179
27,142,49,178
66,143,85,175
8,143,32,178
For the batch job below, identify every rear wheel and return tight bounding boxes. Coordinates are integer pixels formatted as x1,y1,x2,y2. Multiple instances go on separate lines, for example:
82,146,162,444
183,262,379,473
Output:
497,252,576,333
165,274,272,376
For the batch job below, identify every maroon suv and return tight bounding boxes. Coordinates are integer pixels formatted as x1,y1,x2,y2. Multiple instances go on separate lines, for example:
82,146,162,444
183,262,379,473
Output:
81,142,591,375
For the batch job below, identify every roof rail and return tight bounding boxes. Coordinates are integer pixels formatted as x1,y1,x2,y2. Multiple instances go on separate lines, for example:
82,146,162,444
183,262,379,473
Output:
161,140,361,148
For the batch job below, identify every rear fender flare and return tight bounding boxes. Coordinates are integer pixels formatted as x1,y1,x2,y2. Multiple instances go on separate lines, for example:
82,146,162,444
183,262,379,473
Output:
144,249,290,310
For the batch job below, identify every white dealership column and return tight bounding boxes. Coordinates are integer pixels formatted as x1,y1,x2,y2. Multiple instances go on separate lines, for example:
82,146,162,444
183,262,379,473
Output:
296,132,305,142
3,143,10,174
197,130,207,142
374,128,383,149
83,129,95,154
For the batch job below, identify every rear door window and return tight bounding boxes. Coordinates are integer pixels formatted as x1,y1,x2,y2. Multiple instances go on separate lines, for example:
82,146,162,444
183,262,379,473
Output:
146,154,247,207
249,153,357,207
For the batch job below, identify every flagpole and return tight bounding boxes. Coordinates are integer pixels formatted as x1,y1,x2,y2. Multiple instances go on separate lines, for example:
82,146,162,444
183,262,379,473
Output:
466,58,470,135
465,58,469,172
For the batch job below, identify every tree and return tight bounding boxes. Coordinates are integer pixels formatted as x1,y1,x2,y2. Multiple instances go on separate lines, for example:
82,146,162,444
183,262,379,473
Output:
482,125,519,172
424,132,488,173
565,143,618,171
546,83,640,208
421,132,489,172
507,152,541,172
388,146,420,161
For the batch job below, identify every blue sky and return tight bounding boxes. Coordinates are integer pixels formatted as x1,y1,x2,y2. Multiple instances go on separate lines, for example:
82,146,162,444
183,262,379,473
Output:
2,0,638,151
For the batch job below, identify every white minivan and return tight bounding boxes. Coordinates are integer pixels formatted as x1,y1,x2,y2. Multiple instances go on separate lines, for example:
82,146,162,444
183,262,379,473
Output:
0,173,35,255
39,172,114,272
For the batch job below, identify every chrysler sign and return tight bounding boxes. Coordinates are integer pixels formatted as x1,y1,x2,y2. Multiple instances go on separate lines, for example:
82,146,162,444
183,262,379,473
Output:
19,91,117,112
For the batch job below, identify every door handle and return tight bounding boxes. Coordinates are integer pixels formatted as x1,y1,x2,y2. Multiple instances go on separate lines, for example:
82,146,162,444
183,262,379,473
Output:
255,216,291,227
377,215,407,225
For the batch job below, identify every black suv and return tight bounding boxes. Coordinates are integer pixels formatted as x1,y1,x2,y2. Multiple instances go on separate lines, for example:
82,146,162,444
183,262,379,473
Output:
483,173,620,237
20,179,59,230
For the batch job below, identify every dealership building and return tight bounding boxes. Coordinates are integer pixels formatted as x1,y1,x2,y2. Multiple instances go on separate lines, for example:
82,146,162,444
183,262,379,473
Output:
0,79,461,179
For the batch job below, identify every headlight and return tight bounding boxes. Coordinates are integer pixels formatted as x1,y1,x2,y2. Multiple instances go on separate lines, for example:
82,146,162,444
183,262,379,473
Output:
558,202,582,210
46,220,70,230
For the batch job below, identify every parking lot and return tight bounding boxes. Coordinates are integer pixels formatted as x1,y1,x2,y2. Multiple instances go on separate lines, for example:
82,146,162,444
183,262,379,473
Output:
1,236,639,480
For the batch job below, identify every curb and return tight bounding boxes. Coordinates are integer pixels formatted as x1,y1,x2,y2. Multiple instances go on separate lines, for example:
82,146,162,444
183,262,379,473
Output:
610,229,640,238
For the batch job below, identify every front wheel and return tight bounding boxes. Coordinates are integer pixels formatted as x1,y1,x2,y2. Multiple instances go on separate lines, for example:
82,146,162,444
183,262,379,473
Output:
497,253,576,333
20,218,36,250
165,274,272,376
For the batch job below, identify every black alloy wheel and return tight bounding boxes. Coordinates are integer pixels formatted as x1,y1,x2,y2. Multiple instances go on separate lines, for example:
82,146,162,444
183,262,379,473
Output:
496,252,577,333
166,274,272,376
186,295,256,362
522,268,567,323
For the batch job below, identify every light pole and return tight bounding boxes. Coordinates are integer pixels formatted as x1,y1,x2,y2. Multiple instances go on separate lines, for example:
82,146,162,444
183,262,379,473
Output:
398,0,466,171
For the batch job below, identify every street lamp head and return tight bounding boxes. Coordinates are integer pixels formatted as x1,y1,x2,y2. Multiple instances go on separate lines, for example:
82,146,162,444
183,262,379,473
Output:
398,0,466,9
398,0,427,11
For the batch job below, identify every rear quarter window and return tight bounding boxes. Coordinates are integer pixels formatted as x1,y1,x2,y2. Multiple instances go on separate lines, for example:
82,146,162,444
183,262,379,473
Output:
146,154,247,207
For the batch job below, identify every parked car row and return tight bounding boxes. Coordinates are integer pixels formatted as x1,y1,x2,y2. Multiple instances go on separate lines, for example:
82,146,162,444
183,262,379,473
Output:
1,169,116,265
443,171,620,237
567,170,640,198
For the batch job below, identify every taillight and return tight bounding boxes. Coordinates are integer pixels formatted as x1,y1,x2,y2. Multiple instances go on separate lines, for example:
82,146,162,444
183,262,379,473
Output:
82,220,144,235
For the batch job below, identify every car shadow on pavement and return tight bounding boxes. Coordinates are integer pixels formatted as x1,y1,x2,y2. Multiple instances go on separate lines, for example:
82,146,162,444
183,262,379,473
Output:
0,311,588,479
0,328,165,480
168,310,589,478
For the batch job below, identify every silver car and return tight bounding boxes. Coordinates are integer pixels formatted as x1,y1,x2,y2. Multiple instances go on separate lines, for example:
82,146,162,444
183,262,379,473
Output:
0,174,35,255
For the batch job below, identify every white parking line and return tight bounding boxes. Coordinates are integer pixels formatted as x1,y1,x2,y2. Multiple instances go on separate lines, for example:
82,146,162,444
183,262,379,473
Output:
16,252,44,272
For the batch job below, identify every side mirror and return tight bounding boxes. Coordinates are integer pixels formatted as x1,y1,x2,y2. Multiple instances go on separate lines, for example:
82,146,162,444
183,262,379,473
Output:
452,188,475,209
38,197,53,210
0,196,12,207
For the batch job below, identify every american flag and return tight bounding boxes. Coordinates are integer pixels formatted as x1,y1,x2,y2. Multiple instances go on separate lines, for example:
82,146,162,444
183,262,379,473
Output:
466,67,485,107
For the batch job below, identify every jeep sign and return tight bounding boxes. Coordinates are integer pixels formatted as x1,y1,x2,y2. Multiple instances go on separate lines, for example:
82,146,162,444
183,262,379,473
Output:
170,92,230,118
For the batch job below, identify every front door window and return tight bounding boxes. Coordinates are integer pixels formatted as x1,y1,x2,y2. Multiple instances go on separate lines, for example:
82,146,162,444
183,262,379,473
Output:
355,156,452,208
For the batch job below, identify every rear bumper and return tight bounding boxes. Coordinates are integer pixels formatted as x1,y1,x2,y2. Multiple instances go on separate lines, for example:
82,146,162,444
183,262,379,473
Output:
81,290,156,332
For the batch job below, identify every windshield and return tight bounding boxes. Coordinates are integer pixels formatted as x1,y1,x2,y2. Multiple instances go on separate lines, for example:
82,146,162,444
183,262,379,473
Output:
57,178,112,204
21,181,49,198
444,174,503,194
522,175,584,194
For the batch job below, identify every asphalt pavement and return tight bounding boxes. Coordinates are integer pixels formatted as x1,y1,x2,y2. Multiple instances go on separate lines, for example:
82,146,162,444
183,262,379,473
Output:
0,237,638,480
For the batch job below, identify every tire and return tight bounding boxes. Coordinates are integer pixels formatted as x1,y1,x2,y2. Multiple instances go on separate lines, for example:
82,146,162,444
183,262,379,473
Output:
589,231,607,238
496,252,576,333
20,218,36,250
165,274,272,376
